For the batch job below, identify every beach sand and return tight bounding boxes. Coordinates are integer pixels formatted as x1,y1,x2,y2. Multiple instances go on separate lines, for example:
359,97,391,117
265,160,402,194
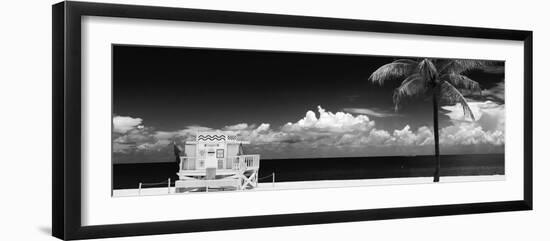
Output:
113,175,505,197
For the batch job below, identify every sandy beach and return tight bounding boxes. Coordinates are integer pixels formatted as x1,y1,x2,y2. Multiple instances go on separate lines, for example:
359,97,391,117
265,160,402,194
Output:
113,175,505,197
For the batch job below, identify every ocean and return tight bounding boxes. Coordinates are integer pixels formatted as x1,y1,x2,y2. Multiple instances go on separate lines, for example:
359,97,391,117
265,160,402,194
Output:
112,153,504,189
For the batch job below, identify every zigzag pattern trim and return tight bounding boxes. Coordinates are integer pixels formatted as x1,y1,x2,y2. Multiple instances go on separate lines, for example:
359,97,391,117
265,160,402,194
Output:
197,135,226,141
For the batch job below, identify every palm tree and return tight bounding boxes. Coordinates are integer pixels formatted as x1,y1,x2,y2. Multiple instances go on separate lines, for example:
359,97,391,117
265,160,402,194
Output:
369,58,492,182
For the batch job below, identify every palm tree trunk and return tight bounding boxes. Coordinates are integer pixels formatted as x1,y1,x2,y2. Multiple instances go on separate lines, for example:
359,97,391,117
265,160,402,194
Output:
432,85,441,182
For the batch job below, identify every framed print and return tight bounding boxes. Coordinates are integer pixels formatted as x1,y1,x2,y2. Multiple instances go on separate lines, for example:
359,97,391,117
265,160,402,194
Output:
52,1,533,240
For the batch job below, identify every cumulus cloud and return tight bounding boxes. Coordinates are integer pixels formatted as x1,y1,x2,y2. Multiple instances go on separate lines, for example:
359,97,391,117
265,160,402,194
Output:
362,129,392,145
113,116,143,133
113,127,154,153
391,125,434,146
113,103,504,160
283,106,375,133
481,82,505,103
440,122,504,146
440,100,505,146
112,119,213,154
136,139,172,152
257,107,431,150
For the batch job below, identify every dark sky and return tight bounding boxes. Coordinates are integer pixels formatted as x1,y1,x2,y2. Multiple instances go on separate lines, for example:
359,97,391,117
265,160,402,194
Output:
112,45,505,162
114,45,440,130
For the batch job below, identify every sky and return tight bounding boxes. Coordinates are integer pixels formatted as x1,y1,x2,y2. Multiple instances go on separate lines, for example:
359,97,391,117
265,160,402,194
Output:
112,45,505,163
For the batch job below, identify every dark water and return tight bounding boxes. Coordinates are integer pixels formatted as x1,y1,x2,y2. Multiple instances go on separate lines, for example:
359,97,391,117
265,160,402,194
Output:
113,154,504,189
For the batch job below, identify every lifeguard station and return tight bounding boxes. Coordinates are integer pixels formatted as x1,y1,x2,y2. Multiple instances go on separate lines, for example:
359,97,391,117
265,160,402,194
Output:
175,132,260,192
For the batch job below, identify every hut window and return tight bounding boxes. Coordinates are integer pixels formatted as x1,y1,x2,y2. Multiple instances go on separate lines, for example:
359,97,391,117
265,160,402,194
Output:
216,149,224,158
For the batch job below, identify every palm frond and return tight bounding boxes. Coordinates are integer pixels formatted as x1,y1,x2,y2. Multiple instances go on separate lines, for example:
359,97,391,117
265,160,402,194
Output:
440,81,476,120
393,74,428,110
417,59,438,81
441,73,482,95
369,59,418,85
439,59,498,75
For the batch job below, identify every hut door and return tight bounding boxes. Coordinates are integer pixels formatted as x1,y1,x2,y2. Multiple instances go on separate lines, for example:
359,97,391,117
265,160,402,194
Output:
204,147,217,169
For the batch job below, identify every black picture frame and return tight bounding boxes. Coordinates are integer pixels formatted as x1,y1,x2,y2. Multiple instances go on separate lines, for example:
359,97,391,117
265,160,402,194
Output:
52,1,533,240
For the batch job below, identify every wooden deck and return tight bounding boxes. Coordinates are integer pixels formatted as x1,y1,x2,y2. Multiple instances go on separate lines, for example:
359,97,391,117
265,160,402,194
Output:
175,179,241,192
177,169,239,177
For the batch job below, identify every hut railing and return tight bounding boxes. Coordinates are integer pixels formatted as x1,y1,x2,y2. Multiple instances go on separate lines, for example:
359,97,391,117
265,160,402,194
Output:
227,155,260,170
179,155,259,171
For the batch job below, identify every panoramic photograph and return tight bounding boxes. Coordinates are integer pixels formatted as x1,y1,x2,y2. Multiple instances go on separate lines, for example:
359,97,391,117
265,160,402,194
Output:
111,45,505,197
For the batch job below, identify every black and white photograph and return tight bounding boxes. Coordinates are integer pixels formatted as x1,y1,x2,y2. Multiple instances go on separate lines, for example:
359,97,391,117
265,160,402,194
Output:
1,0,543,239
111,45,505,196
1,0,544,240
